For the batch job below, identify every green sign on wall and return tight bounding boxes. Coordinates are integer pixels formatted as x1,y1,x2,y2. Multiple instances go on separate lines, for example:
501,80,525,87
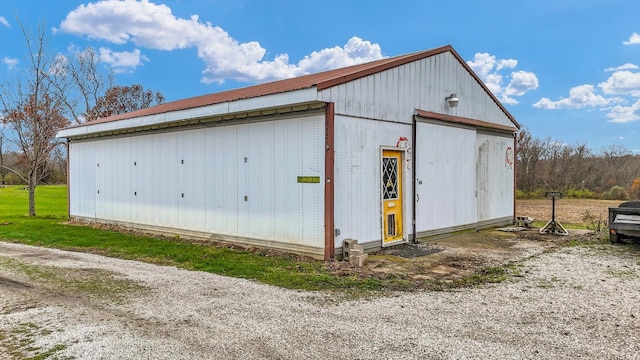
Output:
297,176,321,183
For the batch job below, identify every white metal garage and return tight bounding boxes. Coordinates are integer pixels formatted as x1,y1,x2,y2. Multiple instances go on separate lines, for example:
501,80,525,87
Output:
58,45,519,260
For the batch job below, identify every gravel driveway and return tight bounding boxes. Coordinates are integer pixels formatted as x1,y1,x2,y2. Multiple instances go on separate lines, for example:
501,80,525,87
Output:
1,241,639,359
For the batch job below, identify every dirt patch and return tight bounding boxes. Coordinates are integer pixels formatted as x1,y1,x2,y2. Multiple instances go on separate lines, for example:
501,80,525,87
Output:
517,199,620,224
345,198,620,287
328,228,594,288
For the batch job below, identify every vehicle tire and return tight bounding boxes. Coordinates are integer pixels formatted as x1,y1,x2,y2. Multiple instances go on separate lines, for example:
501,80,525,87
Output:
609,232,620,244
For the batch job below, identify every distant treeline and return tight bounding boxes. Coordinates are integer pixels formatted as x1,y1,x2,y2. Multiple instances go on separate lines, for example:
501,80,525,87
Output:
516,129,640,200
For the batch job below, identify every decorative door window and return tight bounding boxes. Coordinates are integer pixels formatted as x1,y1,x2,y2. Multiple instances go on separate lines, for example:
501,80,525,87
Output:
382,157,399,200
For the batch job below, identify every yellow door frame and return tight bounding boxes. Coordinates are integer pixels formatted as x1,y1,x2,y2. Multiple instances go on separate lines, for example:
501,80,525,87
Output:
380,147,406,247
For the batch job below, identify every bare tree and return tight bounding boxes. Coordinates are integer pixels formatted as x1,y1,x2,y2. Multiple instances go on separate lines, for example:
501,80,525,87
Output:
602,145,629,189
516,128,545,193
51,50,164,124
0,21,69,216
51,47,114,124
86,84,165,121
566,143,593,190
0,132,26,184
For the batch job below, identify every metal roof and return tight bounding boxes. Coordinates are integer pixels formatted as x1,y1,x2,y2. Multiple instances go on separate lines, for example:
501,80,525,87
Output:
66,45,518,129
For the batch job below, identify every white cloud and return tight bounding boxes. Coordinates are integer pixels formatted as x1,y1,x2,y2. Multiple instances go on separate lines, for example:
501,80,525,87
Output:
599,70,640,97
467,53,538,105
496,59,517,71
536,70,640,122
297,37,383,74
533,84,612,109
606,98,640,123
0,16,9,28
3,57,18,70
98,48,148,73
605,63,638,72
200,35,383,84
623,32,640,45
505,71,539,97
467,53,498,79
535,59,640,122
58,0,384,84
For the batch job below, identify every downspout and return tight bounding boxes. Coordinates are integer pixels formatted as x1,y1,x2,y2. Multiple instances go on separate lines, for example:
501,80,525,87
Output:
412,114,418,244
324,102,335,260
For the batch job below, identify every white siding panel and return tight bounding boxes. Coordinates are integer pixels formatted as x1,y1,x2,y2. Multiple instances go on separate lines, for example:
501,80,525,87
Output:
415,122,477,232
69,142,95,218
152,133,178,228
318,52,514,129
95,139,113,220
220,125,239,236
178,130,206,231
333,116,413,247
245,121,273,240
68,143,81,217
272,121,294,242
132,136,154,225
111,137,132,223
300,117,324,245
476,133,515,221
204,127,225,234
236,124,251,239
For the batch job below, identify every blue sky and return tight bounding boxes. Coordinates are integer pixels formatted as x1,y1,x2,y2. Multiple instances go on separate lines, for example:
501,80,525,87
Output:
1,0,639,153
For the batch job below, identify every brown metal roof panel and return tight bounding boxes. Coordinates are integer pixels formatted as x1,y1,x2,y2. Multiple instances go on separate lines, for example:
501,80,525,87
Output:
78,47,454,127
77,80,318,126
67,44,520,130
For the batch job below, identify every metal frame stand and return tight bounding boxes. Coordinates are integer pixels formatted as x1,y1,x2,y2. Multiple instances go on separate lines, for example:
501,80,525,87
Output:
539,191,569,236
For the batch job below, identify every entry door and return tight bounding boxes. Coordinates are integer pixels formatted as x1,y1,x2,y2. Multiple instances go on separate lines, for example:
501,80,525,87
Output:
381,149,404,245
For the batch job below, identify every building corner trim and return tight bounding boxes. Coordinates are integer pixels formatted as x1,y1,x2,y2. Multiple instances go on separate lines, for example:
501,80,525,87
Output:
324,102,335,260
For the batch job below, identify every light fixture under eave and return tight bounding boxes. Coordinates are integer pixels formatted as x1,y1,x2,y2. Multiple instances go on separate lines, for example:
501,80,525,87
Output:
446,93,459,108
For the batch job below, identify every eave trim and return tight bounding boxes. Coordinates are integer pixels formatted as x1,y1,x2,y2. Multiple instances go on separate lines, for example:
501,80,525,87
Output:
415,109,518,133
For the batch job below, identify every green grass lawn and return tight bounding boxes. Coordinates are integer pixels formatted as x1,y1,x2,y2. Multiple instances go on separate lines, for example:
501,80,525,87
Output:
0,185,397,292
